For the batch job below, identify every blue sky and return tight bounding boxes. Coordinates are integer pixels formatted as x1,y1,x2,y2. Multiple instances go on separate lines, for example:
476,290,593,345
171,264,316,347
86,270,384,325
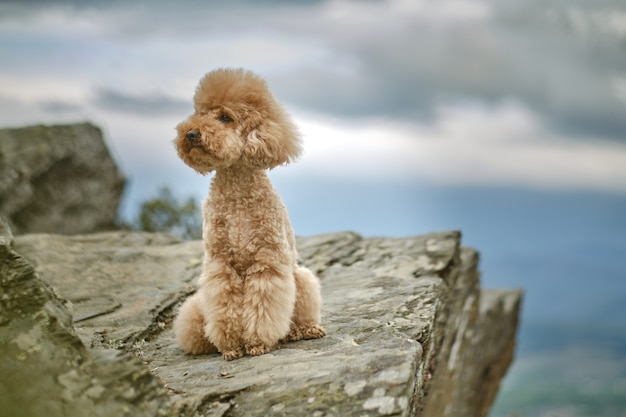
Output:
0,0,625,261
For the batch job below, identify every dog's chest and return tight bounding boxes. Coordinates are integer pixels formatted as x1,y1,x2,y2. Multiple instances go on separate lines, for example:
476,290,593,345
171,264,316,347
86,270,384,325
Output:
225,213,256,272
227,213,252,250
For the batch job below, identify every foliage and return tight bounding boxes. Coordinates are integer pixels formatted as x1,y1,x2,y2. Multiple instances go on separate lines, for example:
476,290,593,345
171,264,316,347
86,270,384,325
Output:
136,187,202,240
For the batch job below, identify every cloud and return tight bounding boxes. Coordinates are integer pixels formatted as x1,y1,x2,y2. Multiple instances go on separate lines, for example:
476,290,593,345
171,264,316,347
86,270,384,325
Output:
1,0,625,200
291,102,626,193
269,0,626,142
0,74,89,104
93,88,190,116
39,100,83,113
2,0,625,145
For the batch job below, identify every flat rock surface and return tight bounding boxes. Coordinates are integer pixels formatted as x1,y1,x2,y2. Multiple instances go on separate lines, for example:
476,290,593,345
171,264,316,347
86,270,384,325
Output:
7,229,522,417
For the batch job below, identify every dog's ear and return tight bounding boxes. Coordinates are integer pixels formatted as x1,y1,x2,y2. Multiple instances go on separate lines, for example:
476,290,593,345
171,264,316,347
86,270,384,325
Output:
242,108,303,169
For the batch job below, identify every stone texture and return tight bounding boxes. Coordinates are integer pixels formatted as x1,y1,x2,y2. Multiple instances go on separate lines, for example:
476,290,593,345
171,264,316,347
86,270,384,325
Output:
2,220,522,417
0,219,171,417
0,123,125,235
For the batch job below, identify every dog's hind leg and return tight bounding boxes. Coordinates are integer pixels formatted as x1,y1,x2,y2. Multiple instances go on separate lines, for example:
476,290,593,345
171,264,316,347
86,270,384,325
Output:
173,292,218,355
284,266,326,342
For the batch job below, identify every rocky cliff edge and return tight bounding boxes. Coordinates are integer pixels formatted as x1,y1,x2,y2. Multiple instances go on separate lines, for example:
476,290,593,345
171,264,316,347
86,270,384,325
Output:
0,218,522,417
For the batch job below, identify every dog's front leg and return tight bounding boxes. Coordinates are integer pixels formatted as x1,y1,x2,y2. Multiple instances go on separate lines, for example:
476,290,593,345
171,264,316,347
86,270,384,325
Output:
242,257,296,356
199,259,245,360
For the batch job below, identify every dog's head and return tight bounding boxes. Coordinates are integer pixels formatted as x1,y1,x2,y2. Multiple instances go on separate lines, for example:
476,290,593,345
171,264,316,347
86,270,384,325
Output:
174,68,302,174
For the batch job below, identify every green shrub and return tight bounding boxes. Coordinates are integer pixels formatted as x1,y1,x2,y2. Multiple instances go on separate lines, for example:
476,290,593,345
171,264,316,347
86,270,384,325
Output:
137,187,202,240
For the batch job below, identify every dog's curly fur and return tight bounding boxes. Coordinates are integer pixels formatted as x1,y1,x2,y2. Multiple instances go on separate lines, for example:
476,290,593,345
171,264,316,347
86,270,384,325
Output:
172,68,325,360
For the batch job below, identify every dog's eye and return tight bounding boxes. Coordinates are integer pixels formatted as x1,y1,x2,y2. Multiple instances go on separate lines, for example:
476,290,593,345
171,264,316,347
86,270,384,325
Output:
219,114,234,123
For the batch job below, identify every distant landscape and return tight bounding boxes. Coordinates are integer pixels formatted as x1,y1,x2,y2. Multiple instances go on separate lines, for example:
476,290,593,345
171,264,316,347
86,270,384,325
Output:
492,320,626,417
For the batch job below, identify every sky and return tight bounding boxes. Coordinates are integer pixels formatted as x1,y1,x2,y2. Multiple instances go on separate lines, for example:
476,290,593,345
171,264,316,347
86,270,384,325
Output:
0,0,625,237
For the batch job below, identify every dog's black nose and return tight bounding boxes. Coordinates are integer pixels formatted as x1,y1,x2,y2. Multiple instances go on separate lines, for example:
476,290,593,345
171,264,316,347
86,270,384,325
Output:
186,129,200,143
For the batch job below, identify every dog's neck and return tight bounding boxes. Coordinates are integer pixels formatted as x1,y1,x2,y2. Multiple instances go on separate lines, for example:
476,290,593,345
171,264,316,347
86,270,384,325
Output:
211,166,272,199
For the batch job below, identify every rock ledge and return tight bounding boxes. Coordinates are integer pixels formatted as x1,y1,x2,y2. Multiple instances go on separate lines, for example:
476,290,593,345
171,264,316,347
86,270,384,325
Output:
1,222,522,417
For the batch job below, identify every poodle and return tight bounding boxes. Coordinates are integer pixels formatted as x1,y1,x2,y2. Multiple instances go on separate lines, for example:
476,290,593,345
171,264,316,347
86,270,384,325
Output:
172,68,325,360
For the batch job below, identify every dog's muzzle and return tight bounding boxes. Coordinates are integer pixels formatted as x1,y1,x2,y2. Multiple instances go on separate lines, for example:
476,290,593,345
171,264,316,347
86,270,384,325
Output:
186,129,200,144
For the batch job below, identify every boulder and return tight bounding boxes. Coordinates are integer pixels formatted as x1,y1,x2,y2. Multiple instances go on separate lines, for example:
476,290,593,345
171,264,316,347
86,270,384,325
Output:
2,218,522,417
0,123,125,235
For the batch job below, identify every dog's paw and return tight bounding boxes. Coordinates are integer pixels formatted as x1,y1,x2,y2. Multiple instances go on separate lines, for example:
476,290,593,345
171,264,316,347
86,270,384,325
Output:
302,324,326,340
245,343,274,357
283,324,326,342
222,348,244,361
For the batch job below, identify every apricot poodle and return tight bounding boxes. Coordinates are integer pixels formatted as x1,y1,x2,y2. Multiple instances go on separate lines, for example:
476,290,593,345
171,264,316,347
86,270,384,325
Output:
172,68,325,360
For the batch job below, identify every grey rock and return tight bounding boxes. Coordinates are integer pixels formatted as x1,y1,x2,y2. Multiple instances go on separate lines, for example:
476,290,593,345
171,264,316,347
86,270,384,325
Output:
0,123,125,235
5,223,522,417
0,217,171,417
